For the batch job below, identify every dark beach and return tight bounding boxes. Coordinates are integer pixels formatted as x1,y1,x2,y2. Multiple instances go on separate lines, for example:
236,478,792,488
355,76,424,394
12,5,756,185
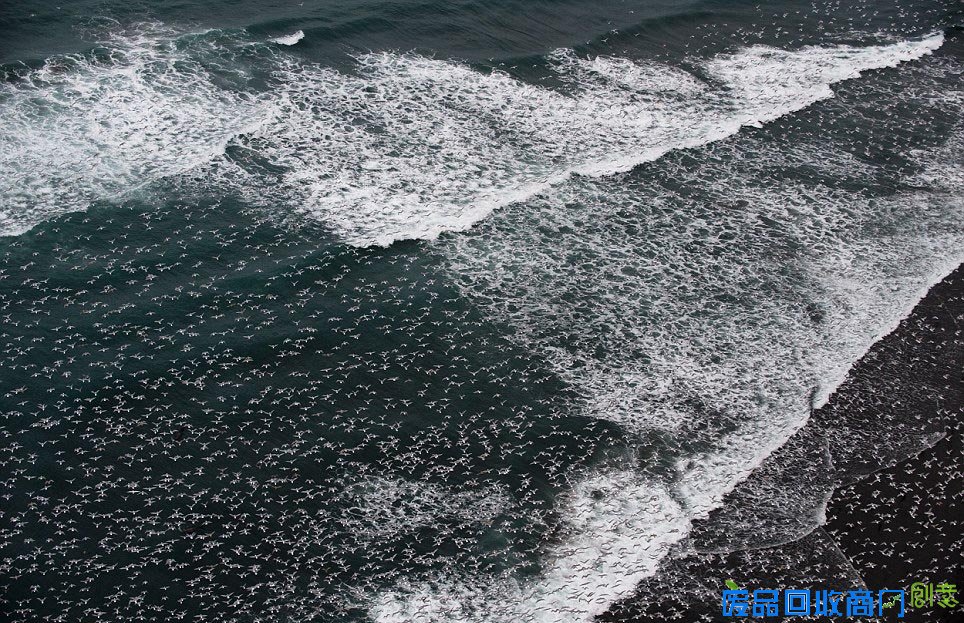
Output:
603,264,963,623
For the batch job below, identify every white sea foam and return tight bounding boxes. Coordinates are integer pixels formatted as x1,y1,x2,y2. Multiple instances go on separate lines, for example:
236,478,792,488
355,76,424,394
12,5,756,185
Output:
231,34,943,246
270,30,305,46
0,29,943,242
0,26,270,235
419,108,964,621
372,471,689,623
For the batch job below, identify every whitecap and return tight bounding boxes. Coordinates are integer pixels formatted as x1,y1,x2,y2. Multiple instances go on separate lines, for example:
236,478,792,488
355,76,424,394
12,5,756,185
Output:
270,30,304,46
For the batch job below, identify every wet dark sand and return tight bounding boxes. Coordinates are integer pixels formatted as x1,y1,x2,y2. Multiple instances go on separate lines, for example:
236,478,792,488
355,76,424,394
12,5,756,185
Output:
602,264,963,623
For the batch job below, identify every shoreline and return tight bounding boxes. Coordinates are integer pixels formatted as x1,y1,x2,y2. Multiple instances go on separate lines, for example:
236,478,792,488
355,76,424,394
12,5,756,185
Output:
601,263,963,622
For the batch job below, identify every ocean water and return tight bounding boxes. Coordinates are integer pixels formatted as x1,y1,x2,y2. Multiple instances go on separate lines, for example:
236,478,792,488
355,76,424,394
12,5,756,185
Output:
1,1,962,622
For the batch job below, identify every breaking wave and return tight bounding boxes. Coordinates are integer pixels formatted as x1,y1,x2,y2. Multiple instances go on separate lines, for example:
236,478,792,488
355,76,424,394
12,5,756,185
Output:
2,23,960,623
402,52,964,622
0,26,944,244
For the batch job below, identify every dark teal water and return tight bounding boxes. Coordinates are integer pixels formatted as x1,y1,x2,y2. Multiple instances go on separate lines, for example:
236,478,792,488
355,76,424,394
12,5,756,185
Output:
1,2,963,622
